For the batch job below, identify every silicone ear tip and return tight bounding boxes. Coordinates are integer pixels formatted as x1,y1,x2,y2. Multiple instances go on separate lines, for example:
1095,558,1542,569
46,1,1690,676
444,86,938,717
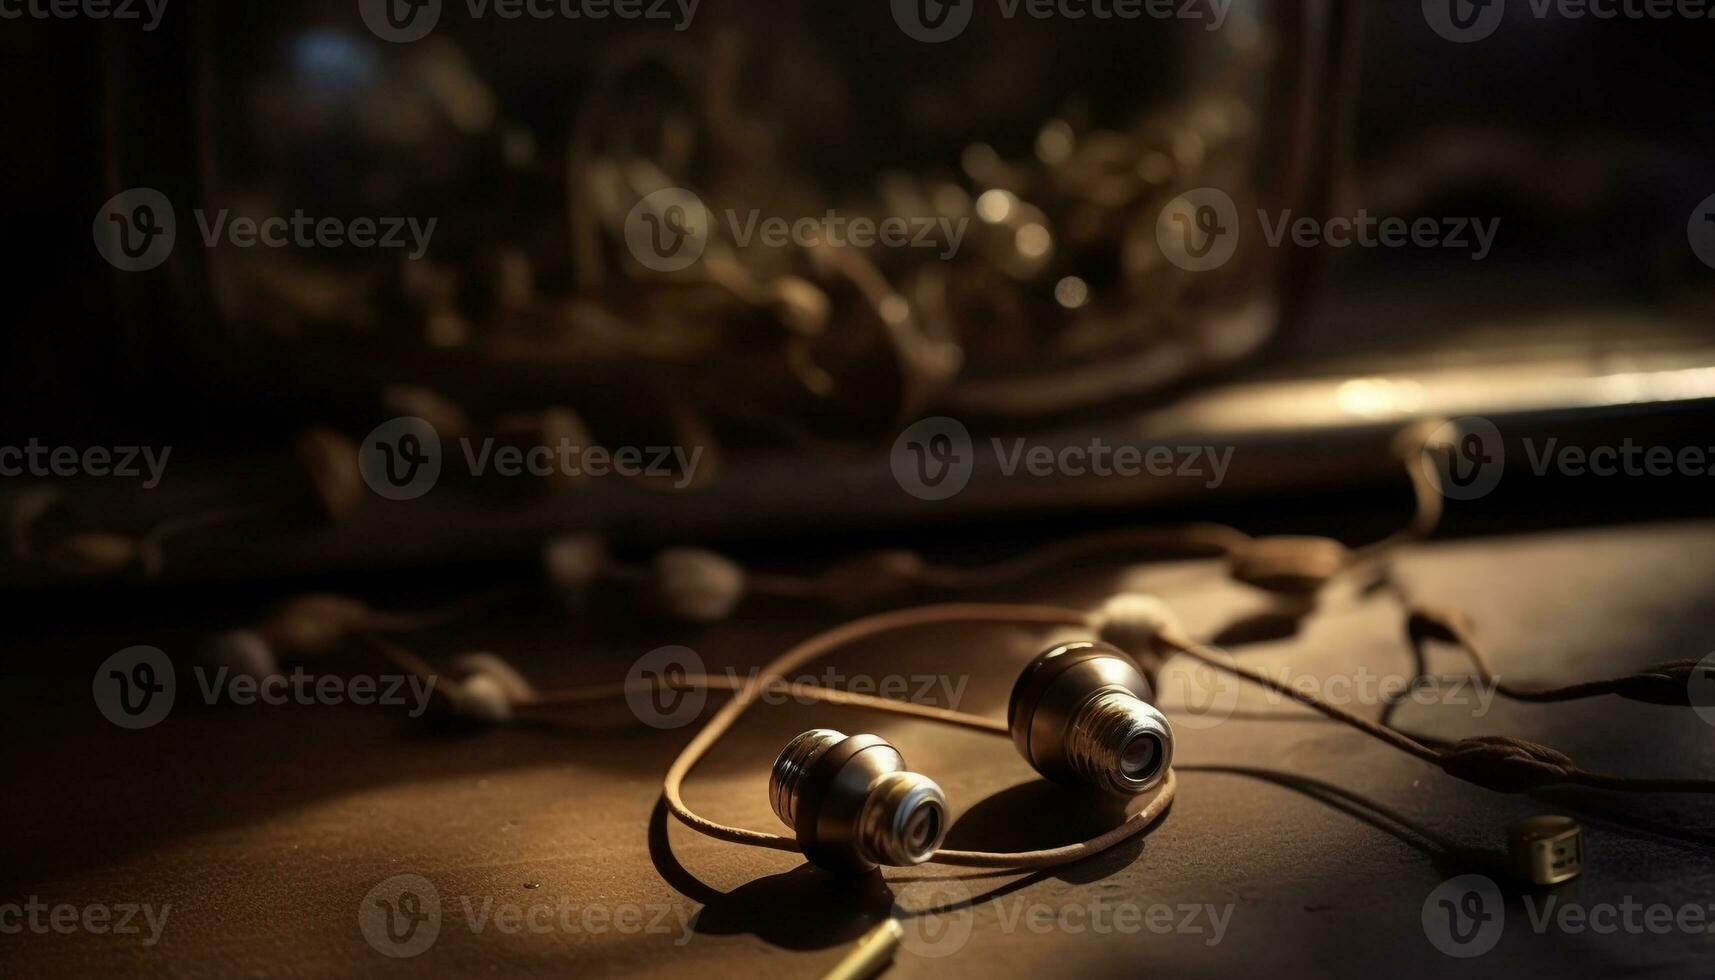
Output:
1087,593,1182,653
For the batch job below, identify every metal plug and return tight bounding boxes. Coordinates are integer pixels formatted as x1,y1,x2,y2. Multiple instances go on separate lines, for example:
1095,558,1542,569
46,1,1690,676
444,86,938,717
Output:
1507,815,1584,886
769,729,949,873
1008,640,1174,796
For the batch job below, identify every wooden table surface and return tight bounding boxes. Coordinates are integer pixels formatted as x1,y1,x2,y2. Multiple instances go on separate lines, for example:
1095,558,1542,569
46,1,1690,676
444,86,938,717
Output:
5,520,1714,978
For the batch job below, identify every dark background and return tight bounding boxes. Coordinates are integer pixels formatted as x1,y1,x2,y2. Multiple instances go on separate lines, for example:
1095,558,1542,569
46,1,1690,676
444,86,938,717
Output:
2,4,1714,978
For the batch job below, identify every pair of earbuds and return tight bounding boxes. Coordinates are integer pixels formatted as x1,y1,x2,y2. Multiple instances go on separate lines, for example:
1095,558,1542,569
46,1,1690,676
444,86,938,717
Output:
764,640,1174,873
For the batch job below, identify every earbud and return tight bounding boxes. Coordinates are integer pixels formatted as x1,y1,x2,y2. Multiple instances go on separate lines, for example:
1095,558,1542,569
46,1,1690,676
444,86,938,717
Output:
437,652,536,724
769,729,949,873
1008,640,1174,796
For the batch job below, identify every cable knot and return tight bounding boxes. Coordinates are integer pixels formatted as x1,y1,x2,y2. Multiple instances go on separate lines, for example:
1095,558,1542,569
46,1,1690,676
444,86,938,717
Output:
1437,736,1577,792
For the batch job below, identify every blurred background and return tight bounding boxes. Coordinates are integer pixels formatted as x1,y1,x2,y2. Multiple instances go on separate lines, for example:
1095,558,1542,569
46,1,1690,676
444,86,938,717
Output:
2,1,1714,586
4,5,1715,978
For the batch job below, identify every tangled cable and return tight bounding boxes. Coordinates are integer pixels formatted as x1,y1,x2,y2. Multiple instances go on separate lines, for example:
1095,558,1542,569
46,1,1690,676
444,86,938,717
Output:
1406,606,1711,707
300,420,1714,876
1162,631,1715,797
641,598,1712,873
360,582,1712,878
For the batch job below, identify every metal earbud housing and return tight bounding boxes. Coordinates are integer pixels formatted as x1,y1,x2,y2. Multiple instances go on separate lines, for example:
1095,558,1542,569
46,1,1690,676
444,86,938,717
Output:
1008,640,1174,796
769,729,949,873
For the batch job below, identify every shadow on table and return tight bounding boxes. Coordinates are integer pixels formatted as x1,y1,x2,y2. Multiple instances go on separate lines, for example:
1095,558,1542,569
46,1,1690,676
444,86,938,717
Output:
645,778,1152,952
